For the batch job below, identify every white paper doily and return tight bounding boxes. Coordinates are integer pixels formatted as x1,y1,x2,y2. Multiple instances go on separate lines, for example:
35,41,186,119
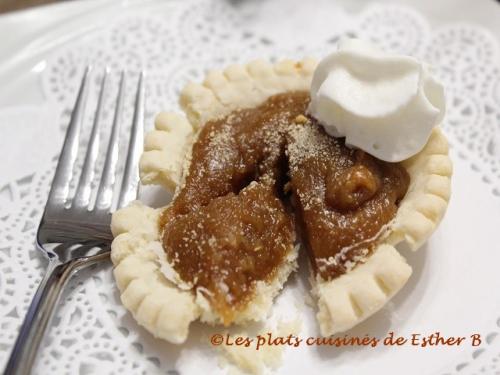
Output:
1,1,500,374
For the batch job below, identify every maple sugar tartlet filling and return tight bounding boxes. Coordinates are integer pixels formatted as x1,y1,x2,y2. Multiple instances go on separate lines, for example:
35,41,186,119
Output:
159,91,410,324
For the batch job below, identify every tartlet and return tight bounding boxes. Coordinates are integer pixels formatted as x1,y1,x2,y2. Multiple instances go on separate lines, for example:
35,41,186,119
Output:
110,58,451,343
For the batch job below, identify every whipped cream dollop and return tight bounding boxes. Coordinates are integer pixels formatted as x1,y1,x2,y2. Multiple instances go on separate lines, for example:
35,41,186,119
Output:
308,38,445,162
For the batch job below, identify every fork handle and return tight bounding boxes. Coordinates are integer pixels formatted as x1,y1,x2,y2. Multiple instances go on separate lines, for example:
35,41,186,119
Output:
4,258,78,375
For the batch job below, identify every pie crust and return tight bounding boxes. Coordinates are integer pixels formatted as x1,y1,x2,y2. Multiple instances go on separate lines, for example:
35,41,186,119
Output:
111,201,298,343
111,58,452,341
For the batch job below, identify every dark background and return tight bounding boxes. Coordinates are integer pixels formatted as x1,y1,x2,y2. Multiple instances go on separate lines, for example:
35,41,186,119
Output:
0,0,57,13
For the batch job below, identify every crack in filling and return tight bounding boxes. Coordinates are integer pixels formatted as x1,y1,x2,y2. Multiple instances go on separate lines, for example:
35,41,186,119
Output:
159,91,409,324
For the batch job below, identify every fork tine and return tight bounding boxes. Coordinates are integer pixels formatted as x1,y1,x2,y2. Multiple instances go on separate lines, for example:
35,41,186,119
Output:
72,68,109,208
117,71,145,209
47,66,92,206
94,71,126,210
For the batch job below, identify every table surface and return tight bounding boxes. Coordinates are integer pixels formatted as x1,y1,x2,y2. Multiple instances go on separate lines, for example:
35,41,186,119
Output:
0,0,62,14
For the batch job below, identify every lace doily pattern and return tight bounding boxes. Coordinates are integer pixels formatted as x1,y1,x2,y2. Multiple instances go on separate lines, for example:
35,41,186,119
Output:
1,1,499,374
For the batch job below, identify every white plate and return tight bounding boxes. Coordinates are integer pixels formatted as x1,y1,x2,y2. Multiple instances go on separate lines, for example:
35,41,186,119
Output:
0,1,500,374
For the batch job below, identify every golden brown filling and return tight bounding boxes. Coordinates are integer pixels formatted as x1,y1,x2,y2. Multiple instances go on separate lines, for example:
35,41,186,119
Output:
287,120,409,278
160,91,409,323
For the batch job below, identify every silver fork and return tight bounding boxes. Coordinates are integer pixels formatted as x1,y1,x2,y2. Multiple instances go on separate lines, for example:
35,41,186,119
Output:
4,67,145,375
